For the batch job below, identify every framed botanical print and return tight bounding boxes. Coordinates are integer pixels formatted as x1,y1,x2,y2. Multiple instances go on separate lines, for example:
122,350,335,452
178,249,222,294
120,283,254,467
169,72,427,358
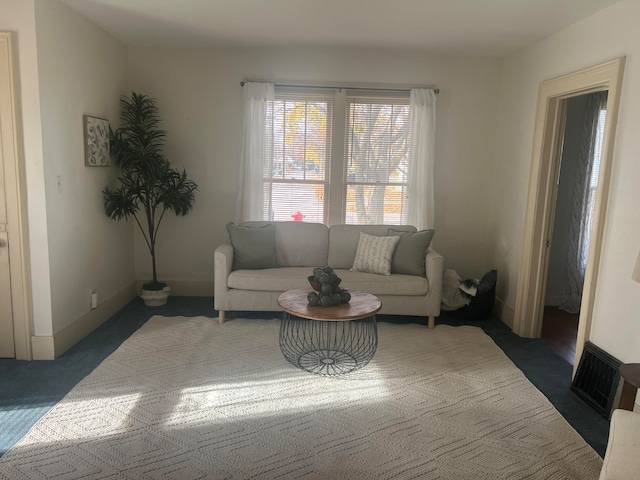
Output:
83,115,110,166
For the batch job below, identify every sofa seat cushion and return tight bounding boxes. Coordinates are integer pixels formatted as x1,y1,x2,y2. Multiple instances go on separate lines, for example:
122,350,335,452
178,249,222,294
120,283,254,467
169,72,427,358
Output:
336,269,429,296
228,267,313,292
228,267,428,296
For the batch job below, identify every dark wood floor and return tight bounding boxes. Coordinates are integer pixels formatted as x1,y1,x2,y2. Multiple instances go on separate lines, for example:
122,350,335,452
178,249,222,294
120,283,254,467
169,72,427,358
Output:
541,306,579,365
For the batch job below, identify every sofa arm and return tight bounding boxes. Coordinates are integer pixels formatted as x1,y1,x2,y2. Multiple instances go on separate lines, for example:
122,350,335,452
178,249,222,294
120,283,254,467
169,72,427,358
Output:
214,243,233,310
600,409,640,479
425,248,444,316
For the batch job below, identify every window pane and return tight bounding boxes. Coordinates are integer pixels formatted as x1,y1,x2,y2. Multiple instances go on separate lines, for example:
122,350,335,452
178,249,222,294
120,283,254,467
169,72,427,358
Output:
589,109,607,189
263,90,332,222
582,107,607,272
344,185,408,225
344,95,410,225
265,182,326,223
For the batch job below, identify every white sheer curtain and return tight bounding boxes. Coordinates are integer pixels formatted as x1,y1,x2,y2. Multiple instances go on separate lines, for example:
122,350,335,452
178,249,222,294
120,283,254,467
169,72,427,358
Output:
560,91,607,313
407,88,437,230
236,82,274,223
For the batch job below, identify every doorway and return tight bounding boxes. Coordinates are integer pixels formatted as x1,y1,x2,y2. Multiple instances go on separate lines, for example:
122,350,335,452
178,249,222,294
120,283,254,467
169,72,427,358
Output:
0,34,15,358
0,33,32,360
541,93,608,365
0,199,13,357
513,58,625,376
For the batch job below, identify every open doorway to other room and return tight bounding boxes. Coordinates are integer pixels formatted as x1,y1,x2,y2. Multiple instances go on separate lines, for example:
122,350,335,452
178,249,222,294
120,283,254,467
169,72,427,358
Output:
542,92,607,365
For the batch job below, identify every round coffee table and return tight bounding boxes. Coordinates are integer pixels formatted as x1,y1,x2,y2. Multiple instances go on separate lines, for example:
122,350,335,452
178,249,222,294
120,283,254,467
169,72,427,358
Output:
277,288,381,376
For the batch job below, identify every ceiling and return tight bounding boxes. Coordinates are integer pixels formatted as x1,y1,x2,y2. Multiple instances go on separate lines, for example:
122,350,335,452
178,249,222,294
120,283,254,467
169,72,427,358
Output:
58,0,620,57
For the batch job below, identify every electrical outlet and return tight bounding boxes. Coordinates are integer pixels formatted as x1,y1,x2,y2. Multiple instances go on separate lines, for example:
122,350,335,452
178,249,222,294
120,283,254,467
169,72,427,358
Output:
89,289,98,309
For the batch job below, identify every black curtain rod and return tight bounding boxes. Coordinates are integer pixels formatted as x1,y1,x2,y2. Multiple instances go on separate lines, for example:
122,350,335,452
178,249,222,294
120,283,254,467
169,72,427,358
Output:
240,81,439,94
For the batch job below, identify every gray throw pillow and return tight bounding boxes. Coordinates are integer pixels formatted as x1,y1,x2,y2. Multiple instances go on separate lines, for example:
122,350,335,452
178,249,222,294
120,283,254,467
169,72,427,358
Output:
226,222,278,270
388,228,435,276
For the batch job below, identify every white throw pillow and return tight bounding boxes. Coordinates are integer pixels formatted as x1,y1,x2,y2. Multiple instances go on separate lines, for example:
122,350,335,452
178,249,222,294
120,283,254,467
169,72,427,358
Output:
351,232,400,276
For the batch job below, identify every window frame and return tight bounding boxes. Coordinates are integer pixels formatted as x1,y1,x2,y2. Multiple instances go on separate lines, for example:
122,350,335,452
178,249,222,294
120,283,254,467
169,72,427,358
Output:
342,93,411,225
261,86,415,226
262,88,334,223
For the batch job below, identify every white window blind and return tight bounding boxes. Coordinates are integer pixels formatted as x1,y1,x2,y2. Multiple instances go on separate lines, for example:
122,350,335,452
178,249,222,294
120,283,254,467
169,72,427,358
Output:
263,89,333,223
258,86,427,226
344,93,410,225
582,107,607,272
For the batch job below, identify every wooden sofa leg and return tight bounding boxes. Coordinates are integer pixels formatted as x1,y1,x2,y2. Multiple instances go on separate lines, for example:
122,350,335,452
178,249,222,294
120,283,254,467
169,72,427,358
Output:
218,311,226,324
428,316,435,329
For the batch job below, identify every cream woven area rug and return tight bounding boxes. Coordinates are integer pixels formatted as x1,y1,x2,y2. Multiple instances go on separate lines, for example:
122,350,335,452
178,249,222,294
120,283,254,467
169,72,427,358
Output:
0,316,603,479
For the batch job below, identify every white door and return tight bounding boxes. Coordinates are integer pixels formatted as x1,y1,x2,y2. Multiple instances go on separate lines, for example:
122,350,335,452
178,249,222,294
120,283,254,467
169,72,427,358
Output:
0,123,15,358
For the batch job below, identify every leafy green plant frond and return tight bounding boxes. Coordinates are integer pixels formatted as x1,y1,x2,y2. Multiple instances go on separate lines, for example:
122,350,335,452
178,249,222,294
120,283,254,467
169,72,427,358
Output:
103,184,140,220
104,92,198,284
110,93,167,171
158,169,198,216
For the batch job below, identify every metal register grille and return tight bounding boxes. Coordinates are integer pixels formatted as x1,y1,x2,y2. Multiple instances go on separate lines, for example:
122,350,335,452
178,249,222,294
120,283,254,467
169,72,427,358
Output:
571,341,621,418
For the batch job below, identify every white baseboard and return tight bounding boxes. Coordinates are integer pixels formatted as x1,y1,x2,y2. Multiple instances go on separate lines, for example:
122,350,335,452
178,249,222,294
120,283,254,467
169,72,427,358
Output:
493,297,515,330
31,282,137,360
31,336,55,361
135,280,213,297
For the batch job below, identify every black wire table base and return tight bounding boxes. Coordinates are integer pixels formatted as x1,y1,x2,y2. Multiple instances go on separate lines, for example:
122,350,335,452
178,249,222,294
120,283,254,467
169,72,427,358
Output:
279,312,378,375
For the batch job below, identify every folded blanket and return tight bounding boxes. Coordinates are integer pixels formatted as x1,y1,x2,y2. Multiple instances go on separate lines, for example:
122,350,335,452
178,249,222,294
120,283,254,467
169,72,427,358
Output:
441,269,471,311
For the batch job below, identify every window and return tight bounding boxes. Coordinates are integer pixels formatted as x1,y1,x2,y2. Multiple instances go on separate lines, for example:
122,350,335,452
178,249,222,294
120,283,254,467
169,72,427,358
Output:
344,94,410,224
260,87,426,225
581,107,607,273
264,89,333,223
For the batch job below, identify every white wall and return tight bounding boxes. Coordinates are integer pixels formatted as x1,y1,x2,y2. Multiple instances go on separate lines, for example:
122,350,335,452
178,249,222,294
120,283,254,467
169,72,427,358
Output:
126,46,503,291
0,0,52,335
34,0,132,333
491,0,640,362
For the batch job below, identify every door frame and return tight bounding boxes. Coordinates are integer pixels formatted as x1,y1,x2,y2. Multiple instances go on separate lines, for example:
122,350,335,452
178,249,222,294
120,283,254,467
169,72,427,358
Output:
513,58,625,373
0,33,33,360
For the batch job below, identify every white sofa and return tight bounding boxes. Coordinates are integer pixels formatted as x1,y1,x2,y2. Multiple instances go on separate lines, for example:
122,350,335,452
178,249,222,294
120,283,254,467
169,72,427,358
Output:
599,409,640,479
214,222,444,328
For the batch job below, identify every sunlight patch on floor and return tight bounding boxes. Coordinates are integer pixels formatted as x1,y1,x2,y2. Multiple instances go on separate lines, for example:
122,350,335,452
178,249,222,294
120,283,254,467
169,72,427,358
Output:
166,369,389,425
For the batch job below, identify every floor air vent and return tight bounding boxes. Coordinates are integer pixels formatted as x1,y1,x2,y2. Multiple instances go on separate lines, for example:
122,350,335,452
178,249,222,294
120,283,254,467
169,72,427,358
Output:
571,341,621,418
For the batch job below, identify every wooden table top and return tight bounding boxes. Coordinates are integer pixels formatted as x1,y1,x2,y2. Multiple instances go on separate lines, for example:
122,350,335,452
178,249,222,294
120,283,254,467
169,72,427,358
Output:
620,363,640,388
278,288,381,322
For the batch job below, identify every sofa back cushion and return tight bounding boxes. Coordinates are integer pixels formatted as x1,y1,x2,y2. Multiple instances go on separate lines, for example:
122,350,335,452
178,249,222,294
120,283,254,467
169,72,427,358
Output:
274,222,329,267
328,224,416,269
227,222,278,270
388,228,435,276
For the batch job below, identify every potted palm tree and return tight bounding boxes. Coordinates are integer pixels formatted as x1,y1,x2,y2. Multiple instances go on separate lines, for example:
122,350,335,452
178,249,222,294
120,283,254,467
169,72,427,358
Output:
104,92,198,306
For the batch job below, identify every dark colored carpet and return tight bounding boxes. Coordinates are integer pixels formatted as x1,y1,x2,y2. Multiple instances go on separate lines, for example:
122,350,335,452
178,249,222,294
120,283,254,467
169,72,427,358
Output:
0,297,609,459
